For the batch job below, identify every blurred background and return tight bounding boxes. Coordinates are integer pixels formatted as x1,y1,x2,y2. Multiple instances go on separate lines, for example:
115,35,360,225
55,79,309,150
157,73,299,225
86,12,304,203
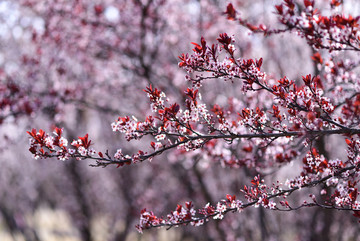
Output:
1,0,360,240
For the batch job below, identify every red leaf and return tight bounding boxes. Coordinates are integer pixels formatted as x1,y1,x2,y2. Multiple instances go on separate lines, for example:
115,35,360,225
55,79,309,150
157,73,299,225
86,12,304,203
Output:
185,201,193,210
275,5,283,14
176,204,182,213
353,210,360,218
304,0,314,8
349,189,358,202
27,128,37,138
54,127,62,137
224,3,236,20
256,58,263,69
331,0,342,8
242,145,253,152
226,194,236,202
311,52,323,64
79,134,91,149
94,4,104,16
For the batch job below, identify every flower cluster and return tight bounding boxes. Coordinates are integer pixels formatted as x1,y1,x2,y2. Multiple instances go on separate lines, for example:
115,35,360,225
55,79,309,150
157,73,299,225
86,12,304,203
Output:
229,0,360,52
179,34,266,91
0,78,40,125
27,128,98,161
136,202,198,233
136,193,245,232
